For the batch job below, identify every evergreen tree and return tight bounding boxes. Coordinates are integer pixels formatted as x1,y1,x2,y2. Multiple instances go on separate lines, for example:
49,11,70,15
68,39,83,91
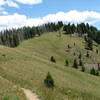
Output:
74,42,75,46
50,56,56,63
95,31,100,44
81,66,85,72
65,59,69,66
44,72,54,88
58,21,63,28
86,51,89,58
73,59,78,69
85,37,93,50
79,52,82,59
79,59,83,66
0,22,60,47
90,68,96,75
95,70,99,76
96,49,98,54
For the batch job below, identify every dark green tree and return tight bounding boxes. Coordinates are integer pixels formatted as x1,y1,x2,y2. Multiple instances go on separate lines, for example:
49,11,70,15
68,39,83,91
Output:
73,59,78,69
74,42,75,46
79,52,82,59
90,68,96,75
95,31,100,44
44,72,54,88
65,59,69,66
85,37,93,50
81,66,85,72
95,70,99,76
96,49,98,54
79,59,83,66
86,51,89,58
50,56,56,63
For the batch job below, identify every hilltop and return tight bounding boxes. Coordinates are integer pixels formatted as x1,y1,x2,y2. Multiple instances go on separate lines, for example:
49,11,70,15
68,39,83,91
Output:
0,31,100,100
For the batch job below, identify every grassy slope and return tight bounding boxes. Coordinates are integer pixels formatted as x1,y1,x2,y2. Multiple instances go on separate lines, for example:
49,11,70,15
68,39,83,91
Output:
0,76,26,100
0,32,100,100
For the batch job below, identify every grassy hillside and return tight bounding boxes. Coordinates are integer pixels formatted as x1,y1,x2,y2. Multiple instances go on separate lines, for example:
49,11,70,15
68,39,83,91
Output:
0,31,100,100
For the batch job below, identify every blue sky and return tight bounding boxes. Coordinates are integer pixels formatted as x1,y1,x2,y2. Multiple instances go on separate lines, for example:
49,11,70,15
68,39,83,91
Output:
0,0,100,30
5,0,100,17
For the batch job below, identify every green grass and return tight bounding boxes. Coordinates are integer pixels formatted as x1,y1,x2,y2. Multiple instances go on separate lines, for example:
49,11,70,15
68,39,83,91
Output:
0,31,100,100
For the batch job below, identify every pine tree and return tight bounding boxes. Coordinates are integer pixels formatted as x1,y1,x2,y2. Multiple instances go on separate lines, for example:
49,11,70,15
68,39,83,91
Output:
86,51,89,58
85,37,93,50
65,59,69,66
73,59,78,69
44,72,54,88
96,49,98,54
81,66,85,72
79,52,82,59
90,68,96,75
50,56,56,63
79,59,83,66
95,70,99,76
74,42,75,46
67,44,70,49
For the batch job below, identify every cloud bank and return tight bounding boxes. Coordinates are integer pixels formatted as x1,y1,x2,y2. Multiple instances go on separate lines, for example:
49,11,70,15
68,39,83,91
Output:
0,10,100,30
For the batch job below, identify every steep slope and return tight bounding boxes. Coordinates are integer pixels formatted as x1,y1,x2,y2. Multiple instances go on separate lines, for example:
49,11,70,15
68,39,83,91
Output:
0,32,100,100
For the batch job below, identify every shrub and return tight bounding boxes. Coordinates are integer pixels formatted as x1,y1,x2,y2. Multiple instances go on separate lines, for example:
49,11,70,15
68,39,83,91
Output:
79,59,83,66
44,72,54,88
78,52,82,59
50,56,56,63
67,44,71,49
81,66,85,72
96,49,98,54
73,59,78,69
90,68,96,75
74,42,75,46
86,51,89,58
65,59,69,66
95,70,99,76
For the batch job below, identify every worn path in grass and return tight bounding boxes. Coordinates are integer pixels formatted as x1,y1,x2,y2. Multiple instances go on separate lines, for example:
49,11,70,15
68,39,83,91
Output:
22,88,40,100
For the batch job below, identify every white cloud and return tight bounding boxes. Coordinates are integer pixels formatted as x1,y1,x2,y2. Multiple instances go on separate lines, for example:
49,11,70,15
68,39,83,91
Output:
0,0,43,15
0,13,27,30
1,11,8,15
15,0,43,5
0,0,19,15
0,0,19,8
6,0,19,8
1,10,100,30
41,10,100,25
0,0,6,6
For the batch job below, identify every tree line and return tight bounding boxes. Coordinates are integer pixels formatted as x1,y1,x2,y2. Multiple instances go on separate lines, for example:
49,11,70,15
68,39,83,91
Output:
0,22,63,47
0,21,100,47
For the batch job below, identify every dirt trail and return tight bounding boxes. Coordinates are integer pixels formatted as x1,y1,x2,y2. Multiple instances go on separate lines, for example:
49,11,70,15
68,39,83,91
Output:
22,88,40,100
